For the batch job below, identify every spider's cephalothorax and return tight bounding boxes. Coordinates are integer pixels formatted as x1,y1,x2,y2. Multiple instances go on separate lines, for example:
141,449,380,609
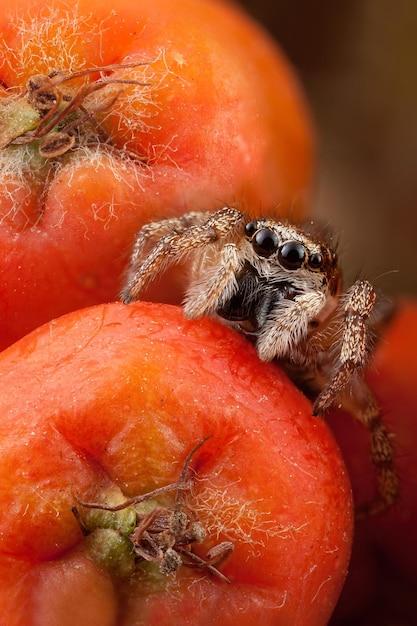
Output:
121,207,398,517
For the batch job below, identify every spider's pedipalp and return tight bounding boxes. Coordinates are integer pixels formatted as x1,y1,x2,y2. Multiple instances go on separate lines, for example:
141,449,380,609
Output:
257,291,326,361
183,242,245,319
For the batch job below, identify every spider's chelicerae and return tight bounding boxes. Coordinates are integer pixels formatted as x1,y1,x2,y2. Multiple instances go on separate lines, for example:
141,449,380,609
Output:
121,207,398,516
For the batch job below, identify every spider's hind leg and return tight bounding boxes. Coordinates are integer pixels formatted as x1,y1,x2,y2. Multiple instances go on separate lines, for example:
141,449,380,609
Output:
342,381,398,517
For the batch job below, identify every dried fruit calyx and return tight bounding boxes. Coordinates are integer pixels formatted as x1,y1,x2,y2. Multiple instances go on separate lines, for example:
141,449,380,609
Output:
0,61,150,159
74,439,234,582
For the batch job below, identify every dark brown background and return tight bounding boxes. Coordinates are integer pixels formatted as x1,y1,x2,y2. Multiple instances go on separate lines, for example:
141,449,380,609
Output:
239,4,417,625
240,0,417,298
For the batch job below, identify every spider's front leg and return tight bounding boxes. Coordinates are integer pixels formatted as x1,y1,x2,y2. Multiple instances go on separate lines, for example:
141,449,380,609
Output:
313,280,398,515
313,280,376,413
122,211,209,300
121,207,244,303
128,211,210,270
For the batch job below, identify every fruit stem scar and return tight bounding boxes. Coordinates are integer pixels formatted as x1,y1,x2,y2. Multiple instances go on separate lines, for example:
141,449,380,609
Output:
74,436,233,583
0,59,155,159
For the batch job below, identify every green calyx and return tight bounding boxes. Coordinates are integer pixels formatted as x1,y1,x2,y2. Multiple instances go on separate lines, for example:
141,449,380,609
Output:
0,98,40,149
86,528,135,578
79,487,137,537
76,487,137,578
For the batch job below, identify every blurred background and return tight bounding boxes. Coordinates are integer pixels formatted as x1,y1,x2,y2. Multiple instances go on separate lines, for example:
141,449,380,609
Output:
239,3,417,625
240,0,417,299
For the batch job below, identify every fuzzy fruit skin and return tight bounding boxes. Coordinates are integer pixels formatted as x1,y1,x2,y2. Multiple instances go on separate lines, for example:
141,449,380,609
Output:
0,303,351,626
327,303,417,621
0,0,313,350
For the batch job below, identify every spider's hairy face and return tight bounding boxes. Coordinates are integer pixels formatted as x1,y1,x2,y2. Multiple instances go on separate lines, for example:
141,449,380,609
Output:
242,218,339,295
216,218,340,340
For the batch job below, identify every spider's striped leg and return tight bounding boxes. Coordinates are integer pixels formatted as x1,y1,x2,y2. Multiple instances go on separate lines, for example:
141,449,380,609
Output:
121,207,244,303
313,280,376,413
128,211,210,270
313,280,398,515
341,381,398,517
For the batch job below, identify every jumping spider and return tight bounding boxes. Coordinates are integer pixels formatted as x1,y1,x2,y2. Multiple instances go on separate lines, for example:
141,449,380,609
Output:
121,207,399,517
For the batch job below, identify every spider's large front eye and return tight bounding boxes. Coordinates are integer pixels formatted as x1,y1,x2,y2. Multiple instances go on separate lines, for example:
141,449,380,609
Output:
278,241,306,270
253,228,279,257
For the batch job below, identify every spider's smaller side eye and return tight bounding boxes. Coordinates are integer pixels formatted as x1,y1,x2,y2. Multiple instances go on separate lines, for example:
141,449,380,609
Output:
253,228,279,257
278,241,306,270
308,252,323,270
245,221,258,237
